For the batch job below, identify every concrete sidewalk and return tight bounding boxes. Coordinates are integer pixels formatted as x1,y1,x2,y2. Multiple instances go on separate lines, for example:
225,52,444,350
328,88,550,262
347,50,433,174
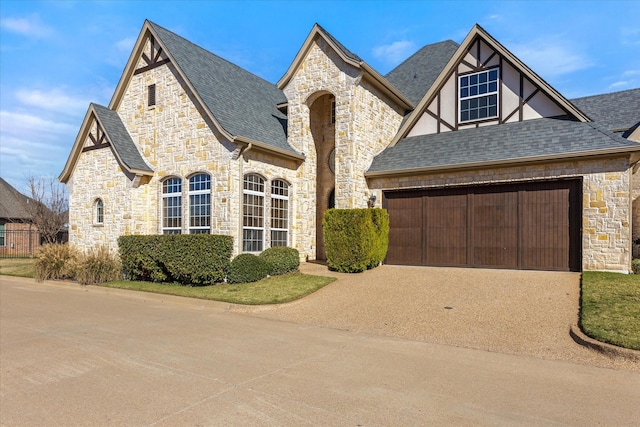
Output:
233,262,640,372
2,275,639,426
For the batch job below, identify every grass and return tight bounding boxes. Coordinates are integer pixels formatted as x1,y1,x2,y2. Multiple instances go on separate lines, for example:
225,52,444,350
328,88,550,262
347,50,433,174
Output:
0,258,35,278
581,272,640,351
100,272,336,305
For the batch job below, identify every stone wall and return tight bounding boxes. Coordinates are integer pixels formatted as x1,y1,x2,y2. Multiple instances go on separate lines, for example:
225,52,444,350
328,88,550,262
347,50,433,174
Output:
283,36,405,259
368,156,634,272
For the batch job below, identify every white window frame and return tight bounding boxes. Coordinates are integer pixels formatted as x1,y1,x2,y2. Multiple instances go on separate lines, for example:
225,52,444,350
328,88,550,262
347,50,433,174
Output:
162,177,182,234
94,198,104,225
270,179,289,247
459,68,499,123
188,173,211,234
0,224,5,247
243,174,265,252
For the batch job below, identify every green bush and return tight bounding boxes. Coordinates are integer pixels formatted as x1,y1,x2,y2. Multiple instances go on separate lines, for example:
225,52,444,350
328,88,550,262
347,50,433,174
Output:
76,246,121,286
323,208,389,273
228,253,271,284
260,246,300,276
632,259,640,274
35,243,79,282
118,234,233,285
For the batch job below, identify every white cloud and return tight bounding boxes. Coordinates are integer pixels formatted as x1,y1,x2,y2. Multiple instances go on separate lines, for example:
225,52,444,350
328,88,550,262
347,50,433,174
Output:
372,40,417,66
15,88,88,116
0,16,54,38
0,110,77,140
509,39,593,78
620,27,640,46
115,37,136,52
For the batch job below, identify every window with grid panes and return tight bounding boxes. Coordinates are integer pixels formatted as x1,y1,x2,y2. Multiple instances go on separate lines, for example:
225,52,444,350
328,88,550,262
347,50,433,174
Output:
243,174,264,252
459,68,499,123
162,177,182,234
270,180,289,246
188,173,211,234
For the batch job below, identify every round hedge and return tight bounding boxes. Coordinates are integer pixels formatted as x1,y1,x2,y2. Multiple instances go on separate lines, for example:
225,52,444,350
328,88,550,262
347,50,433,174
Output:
259,246,300,276
228,253,270,284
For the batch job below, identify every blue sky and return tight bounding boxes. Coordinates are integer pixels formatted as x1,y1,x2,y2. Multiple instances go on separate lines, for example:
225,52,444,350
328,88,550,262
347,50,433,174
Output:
1,0,639,193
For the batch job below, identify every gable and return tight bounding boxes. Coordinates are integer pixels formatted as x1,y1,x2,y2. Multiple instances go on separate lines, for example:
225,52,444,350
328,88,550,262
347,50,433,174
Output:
392,25,589,144
59,104,152,183
109,21,302,161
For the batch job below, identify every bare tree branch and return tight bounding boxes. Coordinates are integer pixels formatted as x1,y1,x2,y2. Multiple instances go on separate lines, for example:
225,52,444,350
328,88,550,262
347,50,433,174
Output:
25,176,68,244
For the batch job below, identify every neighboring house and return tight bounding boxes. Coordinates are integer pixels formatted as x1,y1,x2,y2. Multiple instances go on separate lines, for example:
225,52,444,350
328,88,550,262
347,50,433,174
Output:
0,178,40,256
60,21,640,273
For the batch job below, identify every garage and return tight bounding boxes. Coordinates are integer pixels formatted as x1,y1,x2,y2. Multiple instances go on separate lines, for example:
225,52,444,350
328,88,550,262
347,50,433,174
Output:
384,180,582,271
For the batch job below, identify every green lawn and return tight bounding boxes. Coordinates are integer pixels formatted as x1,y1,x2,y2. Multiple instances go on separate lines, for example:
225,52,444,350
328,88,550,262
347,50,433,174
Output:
581,272,640,351
101,272,335,305
0,258,35,278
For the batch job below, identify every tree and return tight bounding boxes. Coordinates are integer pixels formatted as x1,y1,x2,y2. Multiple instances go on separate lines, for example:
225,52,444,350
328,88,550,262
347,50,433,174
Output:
25,176,68,244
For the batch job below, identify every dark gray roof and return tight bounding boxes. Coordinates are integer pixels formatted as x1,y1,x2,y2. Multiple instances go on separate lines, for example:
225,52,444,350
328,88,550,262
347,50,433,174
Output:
369,118,640,174
149,21,296,154
315,23,362,63
0,178,32,220
571,88,640,134
92,104,153,173
385,40,459,106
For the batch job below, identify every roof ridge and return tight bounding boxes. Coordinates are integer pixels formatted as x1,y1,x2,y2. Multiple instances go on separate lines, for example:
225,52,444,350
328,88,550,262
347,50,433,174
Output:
385,39,459,78
570,87,640,101
148,20,279,87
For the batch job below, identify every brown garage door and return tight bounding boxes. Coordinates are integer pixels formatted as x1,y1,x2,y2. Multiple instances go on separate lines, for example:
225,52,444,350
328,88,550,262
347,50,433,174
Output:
384,180,581,271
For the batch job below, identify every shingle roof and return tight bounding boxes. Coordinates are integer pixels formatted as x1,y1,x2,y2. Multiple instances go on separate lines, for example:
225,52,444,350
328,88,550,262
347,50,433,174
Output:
368,118,640,174
92,104,153,174
315,23,362,63
570,88,640,134
0,178,32,221
149,21,296,154
385,40,459,106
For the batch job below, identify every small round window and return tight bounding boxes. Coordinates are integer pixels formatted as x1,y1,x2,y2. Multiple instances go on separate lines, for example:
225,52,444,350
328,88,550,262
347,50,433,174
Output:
329,148,335,174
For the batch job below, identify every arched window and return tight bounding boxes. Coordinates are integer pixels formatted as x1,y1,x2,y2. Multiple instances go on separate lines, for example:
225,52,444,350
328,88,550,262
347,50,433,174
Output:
243,174,264,252
189,173,211,234
271,180,289,247
94,198,104,224
162,177,182,234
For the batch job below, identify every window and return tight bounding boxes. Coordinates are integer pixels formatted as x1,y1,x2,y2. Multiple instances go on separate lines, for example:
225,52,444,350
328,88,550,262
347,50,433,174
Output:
148,84,156,107
189,173,211,234
331,100,336,124
243,174,264,252
95,198,104,224
459,68,499,122
271,180,289,247
162,177,182,234
0,224,5,246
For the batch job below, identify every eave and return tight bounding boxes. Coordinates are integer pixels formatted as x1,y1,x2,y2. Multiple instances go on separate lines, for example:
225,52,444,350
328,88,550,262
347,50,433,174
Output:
365,146,640,179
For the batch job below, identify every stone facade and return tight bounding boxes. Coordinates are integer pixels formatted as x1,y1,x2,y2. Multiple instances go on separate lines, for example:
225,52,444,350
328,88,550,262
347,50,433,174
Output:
368,157,636,272
64,22,638,272
282,36,405,258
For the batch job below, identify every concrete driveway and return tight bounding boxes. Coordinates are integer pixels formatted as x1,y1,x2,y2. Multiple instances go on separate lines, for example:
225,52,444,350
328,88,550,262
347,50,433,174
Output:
1,275,639,426
235,262,640,371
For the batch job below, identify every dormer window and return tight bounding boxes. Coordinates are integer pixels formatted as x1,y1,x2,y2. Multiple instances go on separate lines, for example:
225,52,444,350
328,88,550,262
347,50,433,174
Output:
459,69,499,123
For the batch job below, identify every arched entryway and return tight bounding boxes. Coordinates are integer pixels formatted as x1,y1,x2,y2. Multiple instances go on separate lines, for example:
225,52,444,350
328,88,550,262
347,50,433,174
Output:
308,92,336,260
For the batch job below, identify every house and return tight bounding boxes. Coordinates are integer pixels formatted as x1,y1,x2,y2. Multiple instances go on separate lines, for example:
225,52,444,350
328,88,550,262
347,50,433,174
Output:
0,178,40,256
59,20,640,273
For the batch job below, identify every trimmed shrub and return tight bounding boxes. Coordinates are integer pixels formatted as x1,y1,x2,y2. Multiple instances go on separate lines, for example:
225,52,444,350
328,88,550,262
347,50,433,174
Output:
76,246,121,286
118,234,233,285
323,208,389,273
632,259,640,274
228,253,270,284
35,243,79,282
260,246,300,276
